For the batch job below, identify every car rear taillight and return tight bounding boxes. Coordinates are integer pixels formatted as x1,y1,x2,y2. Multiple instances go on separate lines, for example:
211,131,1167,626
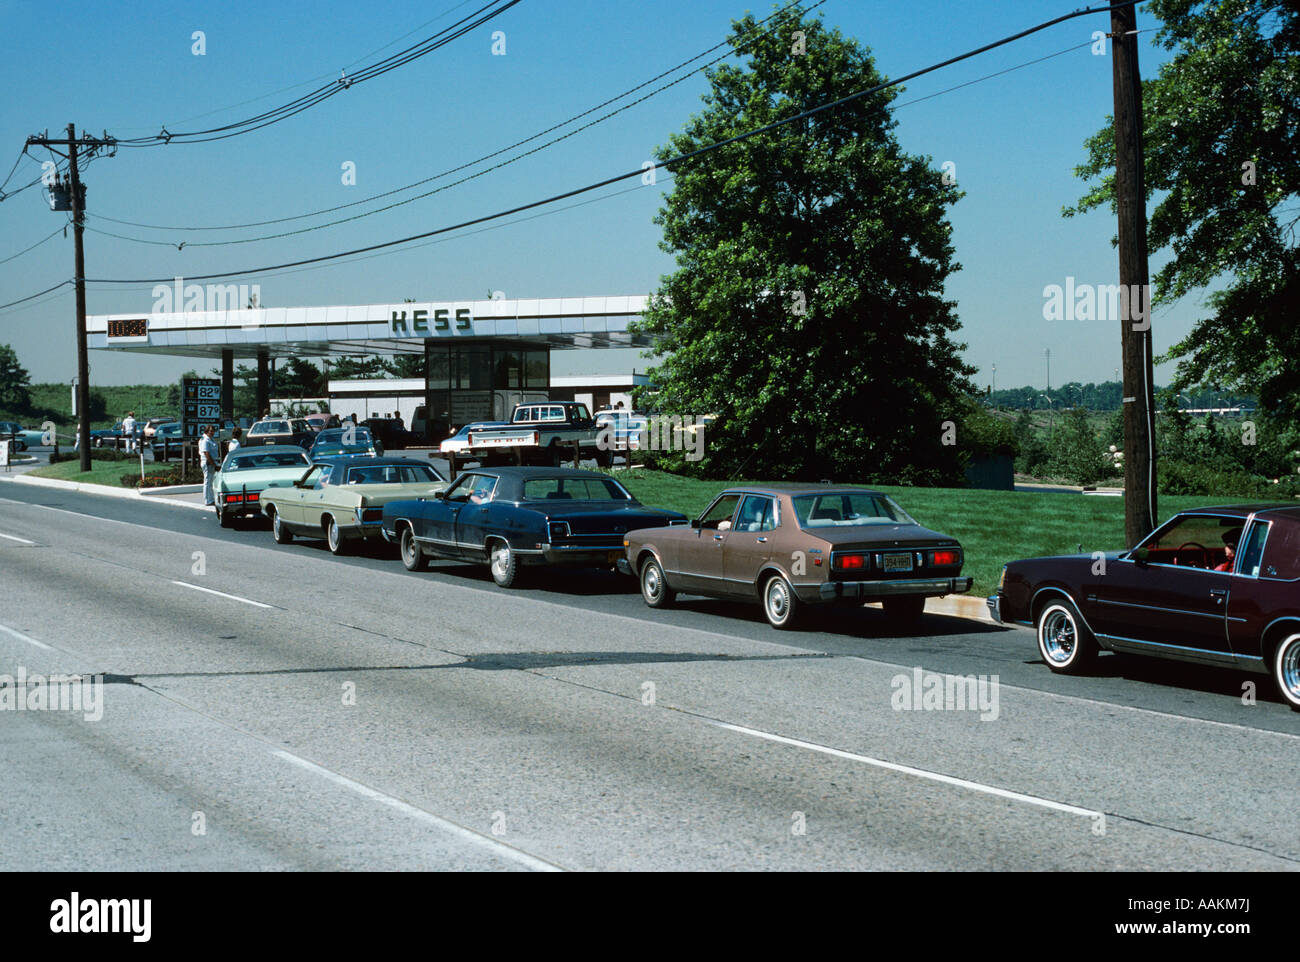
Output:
834,553,868,570
224,494,241,503
247,492,259,502
931,549,960,566
549,522,571,540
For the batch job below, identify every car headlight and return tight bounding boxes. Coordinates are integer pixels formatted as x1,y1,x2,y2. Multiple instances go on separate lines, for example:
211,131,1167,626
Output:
998,566,1007,590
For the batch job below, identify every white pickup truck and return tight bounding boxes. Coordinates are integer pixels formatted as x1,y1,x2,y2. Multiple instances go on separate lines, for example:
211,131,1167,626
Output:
460,401,603,467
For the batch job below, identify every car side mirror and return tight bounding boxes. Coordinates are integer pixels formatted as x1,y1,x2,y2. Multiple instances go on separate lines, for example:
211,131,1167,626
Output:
434,490,447,499
1132,547,1149,566
690,519,702,529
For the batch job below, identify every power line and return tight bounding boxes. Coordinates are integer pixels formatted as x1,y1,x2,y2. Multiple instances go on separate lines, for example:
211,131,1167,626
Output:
106,1,483,134
0,280,72,312
110,0,523,147
82,0,1139,286
0,223,66,266
89,0,823,236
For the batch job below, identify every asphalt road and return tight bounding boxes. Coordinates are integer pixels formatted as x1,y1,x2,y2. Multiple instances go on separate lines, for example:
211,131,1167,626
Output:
1,478,1297,871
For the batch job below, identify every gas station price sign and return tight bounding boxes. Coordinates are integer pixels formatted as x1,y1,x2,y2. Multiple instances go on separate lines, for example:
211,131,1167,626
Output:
182,377,222,438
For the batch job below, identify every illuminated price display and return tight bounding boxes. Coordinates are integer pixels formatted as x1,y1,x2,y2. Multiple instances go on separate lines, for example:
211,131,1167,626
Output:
107,318,149,339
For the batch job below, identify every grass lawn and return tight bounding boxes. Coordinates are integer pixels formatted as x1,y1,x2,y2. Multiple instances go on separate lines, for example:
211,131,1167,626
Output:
27,459,178,488
609,468,1260,597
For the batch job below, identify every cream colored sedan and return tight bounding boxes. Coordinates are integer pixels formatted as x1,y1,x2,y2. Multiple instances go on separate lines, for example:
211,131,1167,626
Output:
262,456,447,555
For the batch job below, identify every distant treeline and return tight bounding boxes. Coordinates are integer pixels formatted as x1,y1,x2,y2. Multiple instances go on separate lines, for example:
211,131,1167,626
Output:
987,381,1255,412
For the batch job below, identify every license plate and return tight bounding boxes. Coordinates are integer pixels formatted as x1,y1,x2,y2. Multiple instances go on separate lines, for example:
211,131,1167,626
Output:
883,553,914,572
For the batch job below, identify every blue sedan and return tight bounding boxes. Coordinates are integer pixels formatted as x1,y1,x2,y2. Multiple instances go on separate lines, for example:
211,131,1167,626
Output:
381,466,688,587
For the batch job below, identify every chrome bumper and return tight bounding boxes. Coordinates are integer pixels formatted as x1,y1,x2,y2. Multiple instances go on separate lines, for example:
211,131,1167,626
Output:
986,594,1002,623
812,576,973,603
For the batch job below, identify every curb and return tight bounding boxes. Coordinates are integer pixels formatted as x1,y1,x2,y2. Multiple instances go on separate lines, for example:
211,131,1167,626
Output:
924,593,996,624
1,473,211,511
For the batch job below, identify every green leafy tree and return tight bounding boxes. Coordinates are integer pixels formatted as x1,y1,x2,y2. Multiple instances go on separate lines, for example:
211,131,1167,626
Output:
630,8,974,483
1065,0,1300,415
1047,407,1108,486
0,344,33,413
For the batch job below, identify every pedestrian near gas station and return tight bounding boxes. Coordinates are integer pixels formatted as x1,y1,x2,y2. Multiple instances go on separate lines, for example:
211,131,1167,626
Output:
199,424,221,505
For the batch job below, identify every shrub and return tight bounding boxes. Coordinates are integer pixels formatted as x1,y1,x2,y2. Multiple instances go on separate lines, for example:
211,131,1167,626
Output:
121,467,204,488
1157,460,1275,499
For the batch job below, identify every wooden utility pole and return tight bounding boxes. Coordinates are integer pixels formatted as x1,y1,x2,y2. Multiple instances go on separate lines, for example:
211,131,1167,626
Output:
27,124,115,473
1110,2,1157,545
66,124,91,472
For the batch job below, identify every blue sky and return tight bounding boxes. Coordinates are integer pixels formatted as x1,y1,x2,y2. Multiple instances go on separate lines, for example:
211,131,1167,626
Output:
0,0,1181,388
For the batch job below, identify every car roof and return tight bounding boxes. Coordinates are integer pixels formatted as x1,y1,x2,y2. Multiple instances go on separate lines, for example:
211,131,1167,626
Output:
229,444,308,455
1180,503,1300,520
717,484,886,498
463,466,611,479
313,456,431,469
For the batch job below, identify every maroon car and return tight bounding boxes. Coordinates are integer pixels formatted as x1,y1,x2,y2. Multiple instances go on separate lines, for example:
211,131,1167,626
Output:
622,485,971,629
989,503,1300,709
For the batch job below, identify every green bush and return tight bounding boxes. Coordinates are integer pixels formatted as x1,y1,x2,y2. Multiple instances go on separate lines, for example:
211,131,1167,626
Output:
1157,460,1276,499
121,467,204,488
1046,407,1109,486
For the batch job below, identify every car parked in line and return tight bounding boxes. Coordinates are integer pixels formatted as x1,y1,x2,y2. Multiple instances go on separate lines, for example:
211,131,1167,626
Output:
309,426,382,459
0,421,28,452
142,416,177,440
439,420,508,457
382,466,688,587
262,456,447,555
989,503,1300,710
213,445,312,527
304,413,341,433
245,417,316,449
363,417,418,451
150,422,185,461
621,485,972,629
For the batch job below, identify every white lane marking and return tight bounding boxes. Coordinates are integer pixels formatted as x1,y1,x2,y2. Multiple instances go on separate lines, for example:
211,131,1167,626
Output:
712,720,1102,819
171,580,273,609
0,531,35,544
0,621,53,650
272,750,562,872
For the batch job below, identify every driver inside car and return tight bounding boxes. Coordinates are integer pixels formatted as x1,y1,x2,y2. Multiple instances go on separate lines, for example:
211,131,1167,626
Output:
1214,527,1243,572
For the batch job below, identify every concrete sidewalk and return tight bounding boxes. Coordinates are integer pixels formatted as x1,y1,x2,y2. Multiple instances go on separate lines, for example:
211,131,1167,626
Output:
1,472,211,511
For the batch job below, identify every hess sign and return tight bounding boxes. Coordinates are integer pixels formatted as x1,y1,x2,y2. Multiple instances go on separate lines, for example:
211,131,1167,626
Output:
181,377,222,438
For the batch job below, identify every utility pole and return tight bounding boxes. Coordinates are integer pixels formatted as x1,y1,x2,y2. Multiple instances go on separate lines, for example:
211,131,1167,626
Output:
1110,1,1157,545
28,124,116,473
1044,348,1051,392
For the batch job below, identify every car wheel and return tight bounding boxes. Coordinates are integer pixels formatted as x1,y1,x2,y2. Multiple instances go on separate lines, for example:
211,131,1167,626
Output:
763,574,801,630
640,557,675,609
489,541,522,588
1271,633,1300,711
271,508,293,544
1036,599,1098,674
401,527,429,572
325,516,349,555
883,596,926,623
216,500,233,528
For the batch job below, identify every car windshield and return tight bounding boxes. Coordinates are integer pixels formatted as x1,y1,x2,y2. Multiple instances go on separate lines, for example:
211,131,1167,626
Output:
227,451,310,470
522,477,632,501
792,492,916,528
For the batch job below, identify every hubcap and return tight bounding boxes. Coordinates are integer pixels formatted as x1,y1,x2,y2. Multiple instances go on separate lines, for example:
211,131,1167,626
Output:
403,531,415,563
329,521,340,550
1281,639,1300,700
644,564,661,600
767,580,789,622
273,513,281,536
491,545,509,579
1041,609,1076,663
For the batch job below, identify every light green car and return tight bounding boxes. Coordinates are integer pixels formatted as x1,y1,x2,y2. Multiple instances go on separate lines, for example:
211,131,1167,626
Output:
214,445,313,527
261,456,448,555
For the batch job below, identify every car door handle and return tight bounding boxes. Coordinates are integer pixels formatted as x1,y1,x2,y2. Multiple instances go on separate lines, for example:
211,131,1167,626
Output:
713,534,724,541
756,537,767,543
1210,588,1227,603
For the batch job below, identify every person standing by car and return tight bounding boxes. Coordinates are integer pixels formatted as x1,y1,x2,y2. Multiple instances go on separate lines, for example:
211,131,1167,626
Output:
227,426,243,454
122,411,137,453
199,424,221,506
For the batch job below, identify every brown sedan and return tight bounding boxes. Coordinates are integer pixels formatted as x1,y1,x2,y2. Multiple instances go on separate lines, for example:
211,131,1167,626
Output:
621,485,972,629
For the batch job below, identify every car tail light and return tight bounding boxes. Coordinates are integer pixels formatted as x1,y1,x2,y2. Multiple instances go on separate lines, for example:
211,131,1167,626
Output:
549,521,571,540
224,494,241,503
361,509,382,523
931,549,960,567
834,553,867,570
247,492,259,502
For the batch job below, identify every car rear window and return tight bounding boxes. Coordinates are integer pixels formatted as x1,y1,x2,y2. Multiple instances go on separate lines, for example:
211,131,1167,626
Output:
522,477,631,501
228,452,309,470
792,493,916,528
